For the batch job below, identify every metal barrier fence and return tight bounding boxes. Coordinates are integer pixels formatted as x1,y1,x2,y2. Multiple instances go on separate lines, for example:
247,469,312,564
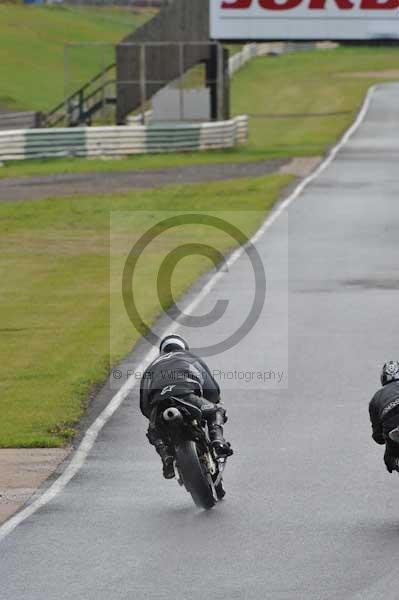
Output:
0,116,248,161
228,42,320,76
229,44,260,76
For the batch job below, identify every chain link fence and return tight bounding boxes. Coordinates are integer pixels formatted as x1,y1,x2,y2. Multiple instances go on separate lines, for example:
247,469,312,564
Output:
57,41,226,126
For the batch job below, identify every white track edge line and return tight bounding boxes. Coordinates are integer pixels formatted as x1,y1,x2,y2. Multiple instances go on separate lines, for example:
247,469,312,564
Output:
0,85,376,542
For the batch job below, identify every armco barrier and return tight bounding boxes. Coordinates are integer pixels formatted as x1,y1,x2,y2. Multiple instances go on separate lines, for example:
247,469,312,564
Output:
228,41,322,76
0,116,248,161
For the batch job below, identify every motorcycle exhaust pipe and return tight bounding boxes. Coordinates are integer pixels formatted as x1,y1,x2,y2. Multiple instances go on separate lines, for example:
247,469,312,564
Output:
163,407,183,423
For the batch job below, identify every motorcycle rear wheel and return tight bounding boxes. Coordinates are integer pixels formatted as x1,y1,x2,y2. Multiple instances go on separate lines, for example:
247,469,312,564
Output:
175,440,216,510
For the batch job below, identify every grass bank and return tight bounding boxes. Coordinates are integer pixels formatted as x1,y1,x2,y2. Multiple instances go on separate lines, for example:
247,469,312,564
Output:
0,4,151,111
0,174,292,447
2,46,399,178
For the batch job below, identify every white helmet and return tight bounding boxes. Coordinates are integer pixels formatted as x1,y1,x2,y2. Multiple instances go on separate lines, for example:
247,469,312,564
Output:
159,334,189,354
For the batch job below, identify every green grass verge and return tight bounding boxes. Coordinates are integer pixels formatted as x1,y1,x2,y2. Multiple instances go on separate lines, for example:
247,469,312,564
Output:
0,174,292,447
2,46,399,178
0,4,152,111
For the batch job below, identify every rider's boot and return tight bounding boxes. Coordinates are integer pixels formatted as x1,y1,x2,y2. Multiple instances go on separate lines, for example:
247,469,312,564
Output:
155,441,175,479
208,407,233,458
147,425,175,479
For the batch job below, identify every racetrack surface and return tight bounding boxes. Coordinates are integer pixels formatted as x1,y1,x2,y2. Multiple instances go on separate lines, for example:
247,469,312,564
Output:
1,83,399,599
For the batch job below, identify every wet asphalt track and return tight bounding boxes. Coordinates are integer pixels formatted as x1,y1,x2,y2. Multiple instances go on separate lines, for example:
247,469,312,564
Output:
1,83,399,599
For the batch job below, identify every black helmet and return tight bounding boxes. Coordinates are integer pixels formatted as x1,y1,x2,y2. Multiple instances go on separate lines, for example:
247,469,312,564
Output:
159,334,189,354
381,361,399,386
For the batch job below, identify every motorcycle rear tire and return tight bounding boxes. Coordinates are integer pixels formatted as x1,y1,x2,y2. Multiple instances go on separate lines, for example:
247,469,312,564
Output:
175,440,216,510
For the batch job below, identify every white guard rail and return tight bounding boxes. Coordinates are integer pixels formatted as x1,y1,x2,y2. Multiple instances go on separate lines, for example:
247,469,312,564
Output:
0,116,248,161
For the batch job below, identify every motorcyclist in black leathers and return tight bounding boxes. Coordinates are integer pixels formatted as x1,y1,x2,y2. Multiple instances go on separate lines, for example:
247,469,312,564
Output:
369,361,399,473
140,334,233,479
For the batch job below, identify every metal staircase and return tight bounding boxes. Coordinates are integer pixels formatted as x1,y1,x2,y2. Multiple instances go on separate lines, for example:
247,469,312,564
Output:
45,63,116,127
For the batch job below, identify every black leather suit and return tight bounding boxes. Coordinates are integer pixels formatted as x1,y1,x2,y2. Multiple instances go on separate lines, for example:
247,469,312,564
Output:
140,350,226,452
369,380,399,472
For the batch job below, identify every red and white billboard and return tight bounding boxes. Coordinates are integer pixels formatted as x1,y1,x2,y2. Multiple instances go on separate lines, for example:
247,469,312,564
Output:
211,0,399,40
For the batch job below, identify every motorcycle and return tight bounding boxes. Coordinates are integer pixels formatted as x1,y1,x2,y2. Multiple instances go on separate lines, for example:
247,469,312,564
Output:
156,396,228,509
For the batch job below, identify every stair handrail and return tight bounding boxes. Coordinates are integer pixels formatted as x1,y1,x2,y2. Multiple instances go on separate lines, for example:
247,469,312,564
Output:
45,62,116,126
